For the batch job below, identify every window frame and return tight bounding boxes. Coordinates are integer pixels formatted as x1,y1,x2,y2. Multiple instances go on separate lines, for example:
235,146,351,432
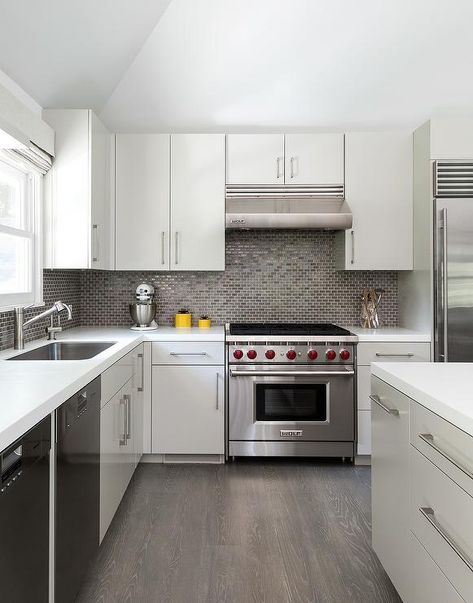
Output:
0,155,43,311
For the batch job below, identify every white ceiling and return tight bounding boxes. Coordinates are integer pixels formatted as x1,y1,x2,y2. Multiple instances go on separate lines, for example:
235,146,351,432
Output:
2,0,473,131
0,0,171,111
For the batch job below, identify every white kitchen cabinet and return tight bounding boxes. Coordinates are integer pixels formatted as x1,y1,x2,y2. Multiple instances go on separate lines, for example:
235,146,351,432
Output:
284,133,344,185
115,134,170,270
43,109,113,269
335,131,413,270
371,376,411,603
131,344,145,467
170,134,225,271
226,134,285,184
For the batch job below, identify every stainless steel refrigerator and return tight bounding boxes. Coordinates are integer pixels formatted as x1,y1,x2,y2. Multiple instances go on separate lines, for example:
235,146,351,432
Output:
434,161,473,361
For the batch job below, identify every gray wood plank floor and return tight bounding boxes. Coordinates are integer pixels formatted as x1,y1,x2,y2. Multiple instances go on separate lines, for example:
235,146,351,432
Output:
77,461,402,603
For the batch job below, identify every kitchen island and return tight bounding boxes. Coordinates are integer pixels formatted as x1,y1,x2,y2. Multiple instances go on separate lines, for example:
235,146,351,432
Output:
371,361,473,603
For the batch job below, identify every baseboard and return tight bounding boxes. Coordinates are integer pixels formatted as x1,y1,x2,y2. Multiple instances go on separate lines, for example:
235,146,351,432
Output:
355,455,371,466
140,453,225,464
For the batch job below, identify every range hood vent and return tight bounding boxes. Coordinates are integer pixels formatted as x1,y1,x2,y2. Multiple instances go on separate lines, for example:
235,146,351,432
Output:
225,184,352,230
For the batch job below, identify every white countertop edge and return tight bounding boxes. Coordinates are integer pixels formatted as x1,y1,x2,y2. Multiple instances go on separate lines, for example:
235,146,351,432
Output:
0,326,225,450
371,362,473,438
343,326,431,342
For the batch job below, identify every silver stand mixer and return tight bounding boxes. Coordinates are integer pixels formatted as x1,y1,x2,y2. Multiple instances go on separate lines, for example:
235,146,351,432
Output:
129,283,158,331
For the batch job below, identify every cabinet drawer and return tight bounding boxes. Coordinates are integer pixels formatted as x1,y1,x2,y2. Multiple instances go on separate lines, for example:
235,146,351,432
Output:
357,365,371,409
409,532,464,603
152,341,224,365
411,401,473,498
101,349,134,407
410,447,473,603
357,342,430,366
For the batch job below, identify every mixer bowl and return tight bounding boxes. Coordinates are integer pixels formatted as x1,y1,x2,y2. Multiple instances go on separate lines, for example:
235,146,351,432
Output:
129,302,157,327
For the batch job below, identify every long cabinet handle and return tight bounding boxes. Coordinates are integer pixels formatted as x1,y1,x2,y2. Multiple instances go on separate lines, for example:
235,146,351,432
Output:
375,353,414,358
138,353,144,392
290,157,295,178
175,232,179,265
276,157,283,179
92,224,99,263
161,232,166,265
230,369,355,377
418,433,473,480
170,352,208,356
350,230,355,265
441,207,449,361
419,507,473,573
124,394,131,440
119,397,127,446
369,394,399,416
216,372,219,410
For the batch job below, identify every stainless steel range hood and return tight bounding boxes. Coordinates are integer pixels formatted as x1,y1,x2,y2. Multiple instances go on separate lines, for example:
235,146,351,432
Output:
225,185,353,230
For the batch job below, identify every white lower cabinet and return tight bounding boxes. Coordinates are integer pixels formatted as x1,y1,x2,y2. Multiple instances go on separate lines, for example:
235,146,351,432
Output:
371,376,411,603
152,365,224,455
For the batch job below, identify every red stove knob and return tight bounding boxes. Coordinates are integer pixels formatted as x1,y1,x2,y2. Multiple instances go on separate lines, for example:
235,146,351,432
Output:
286,350,297,360
326,349,336,360
307,349,318,360
247,350,257,359
265,350,276,359
340,349,350,360
233,350,243,360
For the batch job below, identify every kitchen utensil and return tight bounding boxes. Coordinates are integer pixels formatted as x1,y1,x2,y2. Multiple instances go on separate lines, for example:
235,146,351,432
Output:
130,283,158,330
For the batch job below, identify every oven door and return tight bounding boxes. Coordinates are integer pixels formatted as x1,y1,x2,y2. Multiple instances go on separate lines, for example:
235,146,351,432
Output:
229,364,354,442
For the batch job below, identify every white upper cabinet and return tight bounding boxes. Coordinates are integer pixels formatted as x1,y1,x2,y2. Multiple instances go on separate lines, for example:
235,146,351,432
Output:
170,134,225,271
284,133,344,185
226,134,285,184
335,131,413,270
115,134,170,270
43,109,113,270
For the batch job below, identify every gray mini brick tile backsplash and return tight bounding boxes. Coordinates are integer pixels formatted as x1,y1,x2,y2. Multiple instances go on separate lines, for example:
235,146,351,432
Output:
0,231,398,350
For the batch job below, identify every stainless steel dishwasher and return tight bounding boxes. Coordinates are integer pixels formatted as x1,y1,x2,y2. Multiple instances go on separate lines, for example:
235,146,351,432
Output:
0,415,51,603
56,376,101,603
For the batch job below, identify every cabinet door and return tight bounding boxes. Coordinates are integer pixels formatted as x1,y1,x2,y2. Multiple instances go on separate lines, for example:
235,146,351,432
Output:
170,134,225,270
99,391,128,542
121,378,136,489
116,134,170,270
226,134,285,184
284,133,344,185
132,344,145,466
371,376,410,602
152,366,224,454
337,132,413,270
90,112,112,270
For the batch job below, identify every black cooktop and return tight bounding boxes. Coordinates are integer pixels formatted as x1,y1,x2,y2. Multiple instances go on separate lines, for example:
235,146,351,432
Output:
229,323,352,336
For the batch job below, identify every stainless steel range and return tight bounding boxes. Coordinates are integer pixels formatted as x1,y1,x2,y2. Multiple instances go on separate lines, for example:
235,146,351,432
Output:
226,323,358,459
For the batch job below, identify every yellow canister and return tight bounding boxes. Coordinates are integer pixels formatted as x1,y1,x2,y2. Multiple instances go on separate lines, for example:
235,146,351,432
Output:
175,310,192,328
198,317,211,328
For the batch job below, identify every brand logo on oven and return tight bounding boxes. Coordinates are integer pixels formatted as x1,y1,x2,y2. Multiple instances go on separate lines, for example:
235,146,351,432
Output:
280,429,303,437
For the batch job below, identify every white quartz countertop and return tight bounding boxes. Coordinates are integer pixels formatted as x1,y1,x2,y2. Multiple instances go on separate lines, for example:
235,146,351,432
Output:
0,326,224,451
372,362,473,437
344,326,431,342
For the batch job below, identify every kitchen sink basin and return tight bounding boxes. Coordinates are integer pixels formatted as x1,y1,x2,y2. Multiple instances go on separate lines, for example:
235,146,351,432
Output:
7,341,116,361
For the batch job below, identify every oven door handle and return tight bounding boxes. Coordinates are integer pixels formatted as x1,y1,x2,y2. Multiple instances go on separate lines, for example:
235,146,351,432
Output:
229,369,355,377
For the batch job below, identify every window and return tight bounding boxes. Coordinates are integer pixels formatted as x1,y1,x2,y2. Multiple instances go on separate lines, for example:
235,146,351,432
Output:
0,156,42,309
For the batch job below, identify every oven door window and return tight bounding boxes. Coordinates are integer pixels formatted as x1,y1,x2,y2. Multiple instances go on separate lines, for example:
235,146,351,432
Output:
255,383,327,422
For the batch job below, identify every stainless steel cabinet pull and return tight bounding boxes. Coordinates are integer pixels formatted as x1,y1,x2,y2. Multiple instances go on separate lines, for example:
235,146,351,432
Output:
230,369,354,377
350,230,355,265
119,397,127,445
216,372,219,410
161,232,166,265
124,394,131,440
441,207,449,361
369,394,399,416
290,157,295,178
276,157,283,179
418,433,473,480
92,224,99,262
138,353,144,392
375,353,414,358
170,352,208,356
175,232,179,265
420,507,473,572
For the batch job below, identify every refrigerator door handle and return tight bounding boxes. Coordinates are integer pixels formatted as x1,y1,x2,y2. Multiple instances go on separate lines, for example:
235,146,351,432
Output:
441,207,448,362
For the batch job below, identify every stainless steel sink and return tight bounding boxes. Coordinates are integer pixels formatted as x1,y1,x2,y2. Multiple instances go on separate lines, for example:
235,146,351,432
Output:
7,341,116,361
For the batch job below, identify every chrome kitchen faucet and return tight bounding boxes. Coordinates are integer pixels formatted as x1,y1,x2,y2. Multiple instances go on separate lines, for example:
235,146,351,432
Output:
14,301,73,350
